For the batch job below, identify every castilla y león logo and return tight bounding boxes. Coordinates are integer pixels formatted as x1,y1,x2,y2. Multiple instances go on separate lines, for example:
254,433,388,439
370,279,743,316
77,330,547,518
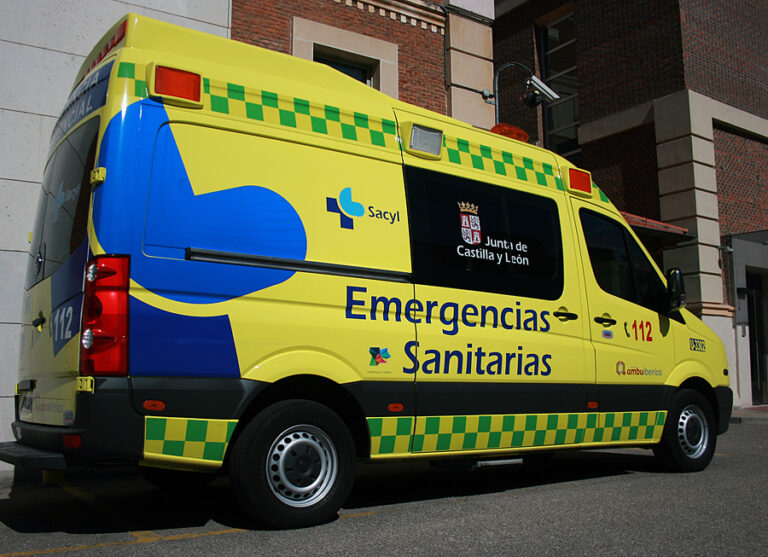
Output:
616,361,626,376
458,201,481,245
369,347,390,366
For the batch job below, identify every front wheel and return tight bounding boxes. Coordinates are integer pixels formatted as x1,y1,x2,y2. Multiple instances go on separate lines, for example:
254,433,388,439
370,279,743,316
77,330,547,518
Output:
229,400,356,528
654,389,716,472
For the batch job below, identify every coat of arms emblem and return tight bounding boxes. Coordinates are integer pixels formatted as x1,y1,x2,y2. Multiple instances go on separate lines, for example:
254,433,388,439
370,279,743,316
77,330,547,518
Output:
458,202,481,245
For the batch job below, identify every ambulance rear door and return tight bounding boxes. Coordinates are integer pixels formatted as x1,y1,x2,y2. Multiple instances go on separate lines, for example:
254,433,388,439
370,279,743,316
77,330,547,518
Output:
18,116,101,427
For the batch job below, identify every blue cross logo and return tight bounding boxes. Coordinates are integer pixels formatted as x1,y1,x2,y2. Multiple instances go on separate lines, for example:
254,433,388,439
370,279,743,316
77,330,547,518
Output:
327,187,364,229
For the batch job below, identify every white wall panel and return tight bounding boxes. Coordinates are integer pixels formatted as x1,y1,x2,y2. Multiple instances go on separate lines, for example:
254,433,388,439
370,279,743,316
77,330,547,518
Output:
0,180,39,254
0,110,53,184
0,0,232,459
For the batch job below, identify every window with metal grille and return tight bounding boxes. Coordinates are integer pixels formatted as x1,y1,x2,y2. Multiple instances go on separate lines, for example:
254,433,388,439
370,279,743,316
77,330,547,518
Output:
538,13,580,165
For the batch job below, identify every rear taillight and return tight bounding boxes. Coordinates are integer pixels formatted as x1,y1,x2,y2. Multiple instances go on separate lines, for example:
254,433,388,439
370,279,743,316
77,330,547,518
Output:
80,255,129,376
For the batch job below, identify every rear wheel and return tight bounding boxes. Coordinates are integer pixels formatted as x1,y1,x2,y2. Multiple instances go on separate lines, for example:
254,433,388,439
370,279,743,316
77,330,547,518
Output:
654,389,716,472
229,400,355,528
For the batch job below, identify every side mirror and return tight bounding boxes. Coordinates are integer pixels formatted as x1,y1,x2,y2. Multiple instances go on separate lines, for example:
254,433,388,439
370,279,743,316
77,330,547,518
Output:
666,268,686,312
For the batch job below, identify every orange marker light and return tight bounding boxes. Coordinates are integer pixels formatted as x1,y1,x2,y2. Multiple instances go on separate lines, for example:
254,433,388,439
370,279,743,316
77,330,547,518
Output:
587,401,599,410
155,66,201,102
142,399,166,412
387,403,404,413
568,168,592,194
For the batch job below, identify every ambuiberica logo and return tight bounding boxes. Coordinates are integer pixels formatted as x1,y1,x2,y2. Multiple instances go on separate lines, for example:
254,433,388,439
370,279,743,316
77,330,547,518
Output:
616,360,662,377
326,187,400,229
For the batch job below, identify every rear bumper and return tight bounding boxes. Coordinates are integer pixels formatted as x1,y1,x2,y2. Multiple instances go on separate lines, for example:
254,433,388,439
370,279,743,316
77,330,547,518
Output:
1,376,265,470
715,386,733,435
4,377,144,469
0,441,66,470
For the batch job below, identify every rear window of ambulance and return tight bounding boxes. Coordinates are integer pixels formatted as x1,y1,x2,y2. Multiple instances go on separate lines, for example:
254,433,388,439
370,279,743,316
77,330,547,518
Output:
25,117,99,288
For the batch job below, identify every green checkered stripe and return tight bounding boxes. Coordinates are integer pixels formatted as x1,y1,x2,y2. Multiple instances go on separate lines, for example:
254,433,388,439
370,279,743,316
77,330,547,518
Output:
116,62,149,98
202,77,399,151
412,413,599,453
368,416,414,456
113,62,399,152
443,135,565,190
369,411,666,456
595,410,667,443
593,181,610,203
144,416,237,463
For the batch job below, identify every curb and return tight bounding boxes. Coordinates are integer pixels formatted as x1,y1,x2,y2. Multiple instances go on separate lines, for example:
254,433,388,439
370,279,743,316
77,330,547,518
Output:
730,409,768,424
731,416,768,424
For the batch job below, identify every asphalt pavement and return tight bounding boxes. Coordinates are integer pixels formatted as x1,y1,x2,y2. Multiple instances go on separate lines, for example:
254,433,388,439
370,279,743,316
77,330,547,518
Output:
0,414,766,556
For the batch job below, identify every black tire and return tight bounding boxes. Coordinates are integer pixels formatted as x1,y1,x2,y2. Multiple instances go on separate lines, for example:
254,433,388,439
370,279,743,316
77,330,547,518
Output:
229,400,356,529
140,467,216,490
654,389,716,472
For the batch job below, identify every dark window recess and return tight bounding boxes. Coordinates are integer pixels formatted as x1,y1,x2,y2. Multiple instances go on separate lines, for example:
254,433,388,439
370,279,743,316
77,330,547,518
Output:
315,55,369,84
405,166,563,300
580,209,667,312
313,45,377,88
26,117,100,288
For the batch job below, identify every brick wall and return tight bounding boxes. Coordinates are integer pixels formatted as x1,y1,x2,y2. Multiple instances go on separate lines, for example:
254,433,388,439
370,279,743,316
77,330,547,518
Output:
578,0,685,124
581,124,660,218
231,0,447,114
715,126,768,236
681,0,768,121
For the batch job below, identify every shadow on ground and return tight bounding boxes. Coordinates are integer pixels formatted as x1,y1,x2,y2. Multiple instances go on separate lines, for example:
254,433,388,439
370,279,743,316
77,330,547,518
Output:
0,449,659,534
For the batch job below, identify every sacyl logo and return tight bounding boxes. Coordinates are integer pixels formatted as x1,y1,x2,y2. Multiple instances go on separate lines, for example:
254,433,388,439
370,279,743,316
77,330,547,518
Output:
326,187,364,229
326,187,401,230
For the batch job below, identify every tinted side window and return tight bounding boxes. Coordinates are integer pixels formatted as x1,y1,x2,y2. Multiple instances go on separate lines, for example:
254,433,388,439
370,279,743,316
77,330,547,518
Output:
26,117,99,288
580,209,666,312
627,235,668,311
579,211,634,301
405,166,563,299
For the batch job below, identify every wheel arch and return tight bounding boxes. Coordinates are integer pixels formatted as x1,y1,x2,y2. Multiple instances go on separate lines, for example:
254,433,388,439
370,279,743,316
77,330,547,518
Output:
227,374,370,462
677,376,720,431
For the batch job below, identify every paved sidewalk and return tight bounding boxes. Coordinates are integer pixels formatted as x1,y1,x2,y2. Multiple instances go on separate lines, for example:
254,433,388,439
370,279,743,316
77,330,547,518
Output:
731,405,768,423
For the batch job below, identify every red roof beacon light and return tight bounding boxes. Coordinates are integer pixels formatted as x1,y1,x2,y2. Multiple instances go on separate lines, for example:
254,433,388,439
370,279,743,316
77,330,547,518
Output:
490,123,530,143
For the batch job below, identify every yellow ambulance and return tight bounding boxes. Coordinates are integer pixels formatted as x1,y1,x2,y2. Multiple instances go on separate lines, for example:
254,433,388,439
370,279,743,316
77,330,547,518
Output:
0,14,732,528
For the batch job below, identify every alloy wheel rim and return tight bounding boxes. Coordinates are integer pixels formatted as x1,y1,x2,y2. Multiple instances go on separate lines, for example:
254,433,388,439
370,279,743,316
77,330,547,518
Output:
266,425,337,507
677,404,709,459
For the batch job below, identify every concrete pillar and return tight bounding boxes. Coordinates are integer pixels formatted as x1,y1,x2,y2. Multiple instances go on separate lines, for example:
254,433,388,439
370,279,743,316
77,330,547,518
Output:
654,90,733,318
445,2,495,129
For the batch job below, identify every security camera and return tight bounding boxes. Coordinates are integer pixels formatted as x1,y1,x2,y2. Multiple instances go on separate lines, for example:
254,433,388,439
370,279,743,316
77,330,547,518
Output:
526,75,560,103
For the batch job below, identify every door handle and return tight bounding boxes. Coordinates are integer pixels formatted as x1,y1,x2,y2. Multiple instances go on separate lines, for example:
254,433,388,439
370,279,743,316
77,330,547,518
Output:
553,311,578,321
32,316,46,328
594,316,617,327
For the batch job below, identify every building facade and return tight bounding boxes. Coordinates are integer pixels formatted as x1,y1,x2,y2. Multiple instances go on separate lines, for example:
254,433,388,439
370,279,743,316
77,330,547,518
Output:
230,0,495,127
494,0,768,408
